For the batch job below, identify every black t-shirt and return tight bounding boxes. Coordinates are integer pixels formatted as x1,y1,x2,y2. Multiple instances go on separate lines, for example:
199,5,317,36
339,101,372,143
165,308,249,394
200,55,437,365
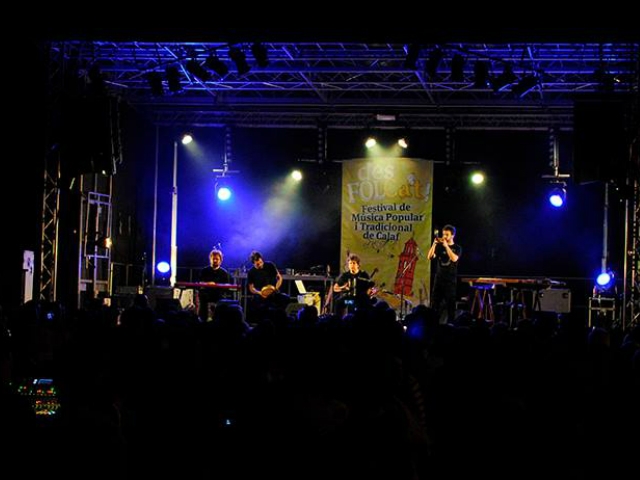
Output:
336,270,373,299
247,261,279,291
200,266,232,284
434,243,461,282
199,266,232,302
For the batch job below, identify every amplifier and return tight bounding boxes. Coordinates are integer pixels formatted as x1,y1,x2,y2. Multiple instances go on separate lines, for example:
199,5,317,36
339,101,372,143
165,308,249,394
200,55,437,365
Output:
538,288,571,313
297,292,321,314
144,286,179,310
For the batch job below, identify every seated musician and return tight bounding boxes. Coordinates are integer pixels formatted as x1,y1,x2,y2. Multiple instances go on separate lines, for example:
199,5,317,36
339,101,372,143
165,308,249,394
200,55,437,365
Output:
333,253,375,315
198,248,232,321
247,250,290,318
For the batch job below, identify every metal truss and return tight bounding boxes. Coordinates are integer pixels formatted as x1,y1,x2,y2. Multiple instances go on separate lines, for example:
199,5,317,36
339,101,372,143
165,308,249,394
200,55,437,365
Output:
623,176,640,330
39,44,63,301
78,179,113,308
146,106,574,130
50,41,639,128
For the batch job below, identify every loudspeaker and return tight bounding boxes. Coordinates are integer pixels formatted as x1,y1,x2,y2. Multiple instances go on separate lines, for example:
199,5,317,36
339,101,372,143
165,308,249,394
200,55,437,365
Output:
573,96,632,184
61,94,120,178
285,302,307,316
538,289,571,313
144,286,175,310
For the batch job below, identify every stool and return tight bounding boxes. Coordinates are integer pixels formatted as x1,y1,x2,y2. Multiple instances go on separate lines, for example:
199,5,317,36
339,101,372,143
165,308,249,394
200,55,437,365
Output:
469,284,495,321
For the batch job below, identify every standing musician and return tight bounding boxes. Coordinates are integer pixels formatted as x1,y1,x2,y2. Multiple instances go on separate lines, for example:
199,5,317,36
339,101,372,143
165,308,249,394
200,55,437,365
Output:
333,253,376,314
198,248,233,321
427,224,461,324
247,250,290,314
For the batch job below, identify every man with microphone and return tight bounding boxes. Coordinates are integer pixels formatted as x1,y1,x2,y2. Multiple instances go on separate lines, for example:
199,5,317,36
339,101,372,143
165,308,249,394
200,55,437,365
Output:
427,224,461,324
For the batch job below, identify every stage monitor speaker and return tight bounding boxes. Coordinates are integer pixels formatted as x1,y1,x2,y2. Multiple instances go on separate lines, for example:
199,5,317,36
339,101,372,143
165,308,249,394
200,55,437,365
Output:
144,286,175,310
285,302,307,316
538,288,571,313
573,96,633,185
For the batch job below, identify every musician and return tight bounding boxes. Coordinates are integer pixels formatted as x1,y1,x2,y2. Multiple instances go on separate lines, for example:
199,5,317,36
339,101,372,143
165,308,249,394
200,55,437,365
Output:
198,248,232,321
333,253,375,314
247,250,289,315
427,224,461,324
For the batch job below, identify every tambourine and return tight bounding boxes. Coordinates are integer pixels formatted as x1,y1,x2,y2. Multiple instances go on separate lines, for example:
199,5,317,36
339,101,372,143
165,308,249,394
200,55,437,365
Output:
260,285,277,298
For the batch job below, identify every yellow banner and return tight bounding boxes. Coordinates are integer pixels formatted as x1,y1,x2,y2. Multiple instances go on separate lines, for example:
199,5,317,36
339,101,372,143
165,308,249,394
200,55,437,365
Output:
341,158,433,307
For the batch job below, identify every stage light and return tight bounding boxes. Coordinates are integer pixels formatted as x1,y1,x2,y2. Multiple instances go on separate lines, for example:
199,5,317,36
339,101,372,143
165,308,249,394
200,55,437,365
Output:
365,137,377,149
596,272,613,288
251,42,269,68
205,54,229,77
157,261,171,274
229,47,250,75
425,48,443,79
594,271,616,295
450,54,465,82
185,59,211,82
470,172,485,185
403,44,420,70
166,66,182,93
548,184,566,208
215,178,232,201
156,261,171,285
146,71,164,96
181,133,193,145
397,137,408,149
473,61,490,89
492,63,516,92
217,187,232,201
512,75,538,97
291,170,303,181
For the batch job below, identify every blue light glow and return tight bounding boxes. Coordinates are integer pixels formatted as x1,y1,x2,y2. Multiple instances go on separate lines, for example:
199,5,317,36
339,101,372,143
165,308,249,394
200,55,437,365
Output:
549,194,564,207
157,261,171,273
217,186,232,201
548,186,566,208
596,272,612,287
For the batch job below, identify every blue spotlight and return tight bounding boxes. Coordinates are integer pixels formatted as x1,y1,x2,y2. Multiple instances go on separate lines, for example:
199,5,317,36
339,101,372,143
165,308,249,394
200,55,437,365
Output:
594,270,616,297
157,261,171,274
215,178,232,201
548,185,566,208
217,186,232,201
596,272,613,288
